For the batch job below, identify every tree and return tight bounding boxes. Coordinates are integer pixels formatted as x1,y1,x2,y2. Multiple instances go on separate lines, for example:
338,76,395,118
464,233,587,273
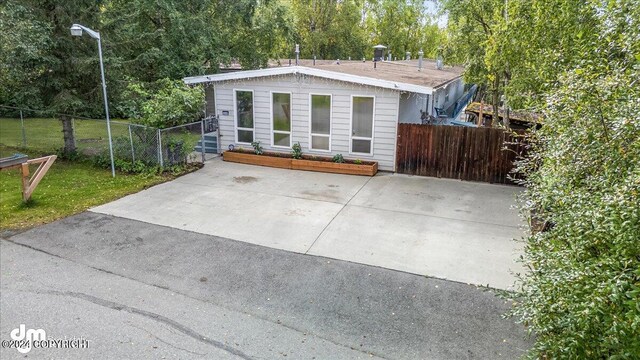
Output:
442,0,601,116
0,2,52,112
365,0,442,59
508,0,640,356
291,0,368,60
119,79,204,128
441,0,505,123
1,0,108,156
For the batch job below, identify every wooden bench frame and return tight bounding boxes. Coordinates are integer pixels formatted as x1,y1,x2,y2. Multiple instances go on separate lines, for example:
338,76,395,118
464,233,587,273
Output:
1,155,57,202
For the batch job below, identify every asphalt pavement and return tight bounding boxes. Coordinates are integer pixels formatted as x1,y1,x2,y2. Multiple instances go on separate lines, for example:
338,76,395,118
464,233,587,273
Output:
1,212,531,359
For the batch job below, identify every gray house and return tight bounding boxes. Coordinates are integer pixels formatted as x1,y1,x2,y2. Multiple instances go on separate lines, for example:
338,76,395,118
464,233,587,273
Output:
184,60,465,171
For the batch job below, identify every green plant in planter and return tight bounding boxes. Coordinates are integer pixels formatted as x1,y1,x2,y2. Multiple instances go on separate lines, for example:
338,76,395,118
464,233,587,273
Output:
251,141,263,155
354,159,363,165
291,142,302,159
332,154,345,163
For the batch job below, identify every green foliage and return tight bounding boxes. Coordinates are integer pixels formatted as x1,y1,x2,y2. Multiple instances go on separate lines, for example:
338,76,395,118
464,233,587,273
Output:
94,156,150,174
332,154,345,163
0,0,108,117
365,0,444,59
354,159,362,165
511,2,640,357
291,142,302,159
251,141,263,155
127,79,204,128
0,2,52,111
55,147,81,162
442,0,602,111
291,0,368,60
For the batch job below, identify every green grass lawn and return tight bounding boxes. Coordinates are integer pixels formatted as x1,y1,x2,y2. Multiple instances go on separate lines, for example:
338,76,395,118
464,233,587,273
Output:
0,145,172,231
0,117,131,154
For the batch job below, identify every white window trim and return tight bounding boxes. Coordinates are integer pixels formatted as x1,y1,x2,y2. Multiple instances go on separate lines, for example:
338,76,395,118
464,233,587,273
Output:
308,93,332,153
270,91,293,149
349,94,376,156
233,89,255,145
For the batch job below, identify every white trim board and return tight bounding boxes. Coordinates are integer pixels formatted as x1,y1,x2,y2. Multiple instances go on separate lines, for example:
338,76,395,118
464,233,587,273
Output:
184,66,433,95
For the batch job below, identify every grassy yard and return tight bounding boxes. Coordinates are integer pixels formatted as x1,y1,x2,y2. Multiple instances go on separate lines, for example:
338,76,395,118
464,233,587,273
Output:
0,146,173,231
0,117,131,154
0,117,203,161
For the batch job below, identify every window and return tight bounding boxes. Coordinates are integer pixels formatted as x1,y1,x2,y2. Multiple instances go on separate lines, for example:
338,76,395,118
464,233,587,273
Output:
235,90,254,144
309,94,331,151
271,92,291,147
350,96,374,154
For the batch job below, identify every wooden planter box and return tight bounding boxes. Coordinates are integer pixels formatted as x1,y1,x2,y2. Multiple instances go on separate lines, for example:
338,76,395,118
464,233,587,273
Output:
223,151,377,176
292,159,377,176
223,151,292,169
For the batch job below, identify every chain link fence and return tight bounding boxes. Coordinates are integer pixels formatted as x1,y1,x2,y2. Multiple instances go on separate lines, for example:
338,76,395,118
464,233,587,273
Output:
0,105,219,169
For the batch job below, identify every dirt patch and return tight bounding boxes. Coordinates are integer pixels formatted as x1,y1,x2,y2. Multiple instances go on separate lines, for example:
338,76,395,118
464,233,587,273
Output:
233,176,258,184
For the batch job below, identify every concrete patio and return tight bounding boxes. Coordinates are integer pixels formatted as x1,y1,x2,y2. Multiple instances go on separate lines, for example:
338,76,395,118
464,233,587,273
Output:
91,158,525,290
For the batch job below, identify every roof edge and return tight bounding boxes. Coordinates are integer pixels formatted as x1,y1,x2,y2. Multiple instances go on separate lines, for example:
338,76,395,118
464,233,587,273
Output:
183,66,433,95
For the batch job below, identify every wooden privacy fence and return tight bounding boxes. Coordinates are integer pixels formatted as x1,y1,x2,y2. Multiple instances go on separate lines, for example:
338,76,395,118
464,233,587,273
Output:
395,124,527,184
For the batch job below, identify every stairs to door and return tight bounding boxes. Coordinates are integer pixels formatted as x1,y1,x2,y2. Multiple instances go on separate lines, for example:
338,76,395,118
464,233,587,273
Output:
194,133,218,154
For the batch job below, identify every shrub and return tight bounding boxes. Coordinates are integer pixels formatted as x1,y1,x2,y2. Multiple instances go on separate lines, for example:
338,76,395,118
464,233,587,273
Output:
291,142,302,159
123,78,204,129
332,154,344,163
251,141,263,155
510,13,640,357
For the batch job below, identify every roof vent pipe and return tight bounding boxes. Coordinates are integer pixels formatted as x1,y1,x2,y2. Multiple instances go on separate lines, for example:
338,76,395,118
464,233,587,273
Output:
295,44,299,65
373,44,386,61
405,52,411,60
418,49,424,71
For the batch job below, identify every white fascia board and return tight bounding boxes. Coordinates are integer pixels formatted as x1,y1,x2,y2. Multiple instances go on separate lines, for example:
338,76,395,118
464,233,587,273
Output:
183,66,433,95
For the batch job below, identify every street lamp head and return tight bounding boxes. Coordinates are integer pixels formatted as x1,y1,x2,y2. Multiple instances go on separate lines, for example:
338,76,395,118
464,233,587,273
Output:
70,24,83,36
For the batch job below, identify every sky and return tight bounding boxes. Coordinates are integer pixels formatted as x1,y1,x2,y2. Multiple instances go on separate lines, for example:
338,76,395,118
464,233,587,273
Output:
424,0,449,28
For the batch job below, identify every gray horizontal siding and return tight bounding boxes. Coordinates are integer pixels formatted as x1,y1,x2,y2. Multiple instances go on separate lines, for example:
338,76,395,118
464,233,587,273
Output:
213,74,400,171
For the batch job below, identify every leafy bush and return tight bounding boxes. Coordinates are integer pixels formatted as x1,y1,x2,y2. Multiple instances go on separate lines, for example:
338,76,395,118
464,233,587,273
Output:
251,141,263,155
354,159,362,165
291,142,302,159
332,154,344,163
93,155,152,174
511,7,640,358
121,78,204,128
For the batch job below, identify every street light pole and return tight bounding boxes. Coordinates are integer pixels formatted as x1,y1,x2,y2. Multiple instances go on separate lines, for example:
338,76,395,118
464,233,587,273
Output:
70,24,115,177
